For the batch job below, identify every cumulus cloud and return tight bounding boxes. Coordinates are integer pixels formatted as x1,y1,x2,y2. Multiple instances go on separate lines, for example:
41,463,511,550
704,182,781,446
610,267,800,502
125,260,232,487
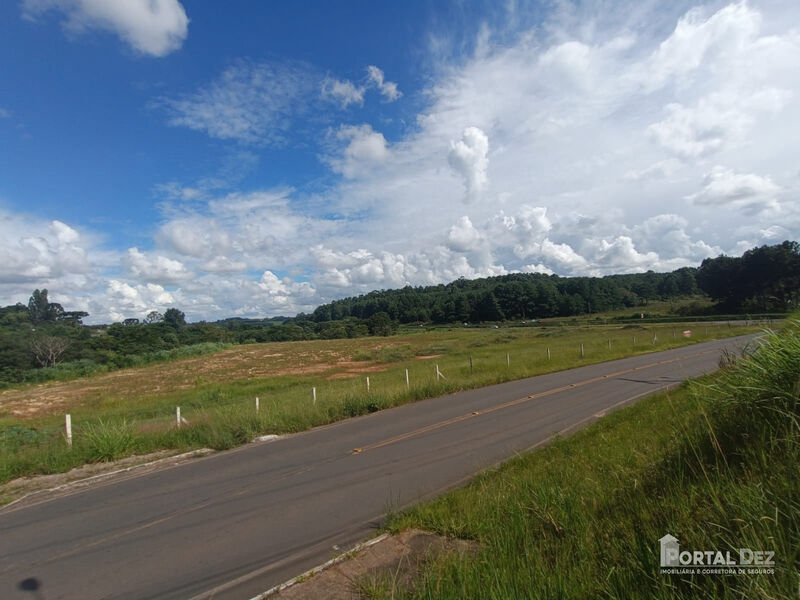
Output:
159,60,315,145
0,216,92,283
447,127,489,203
123,247,193,285
6,2,800,322
329,124,390,178
22,0,188,57
99,280,176,323
686,166,782,214
446,216,483,252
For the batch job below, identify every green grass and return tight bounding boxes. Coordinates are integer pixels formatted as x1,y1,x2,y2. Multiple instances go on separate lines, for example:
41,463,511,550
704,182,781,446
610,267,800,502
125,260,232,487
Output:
0,321,764,487
370,321,800,599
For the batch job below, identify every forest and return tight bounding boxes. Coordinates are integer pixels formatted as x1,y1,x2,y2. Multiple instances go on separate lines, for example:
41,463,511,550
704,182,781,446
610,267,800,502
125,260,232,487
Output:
0,241,797,387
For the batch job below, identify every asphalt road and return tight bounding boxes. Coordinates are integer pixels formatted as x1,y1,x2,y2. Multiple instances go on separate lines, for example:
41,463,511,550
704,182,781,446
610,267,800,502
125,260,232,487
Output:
0,335,756,600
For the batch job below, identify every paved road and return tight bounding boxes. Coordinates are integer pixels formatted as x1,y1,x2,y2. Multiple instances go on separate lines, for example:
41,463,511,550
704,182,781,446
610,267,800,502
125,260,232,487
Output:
0,335,756,600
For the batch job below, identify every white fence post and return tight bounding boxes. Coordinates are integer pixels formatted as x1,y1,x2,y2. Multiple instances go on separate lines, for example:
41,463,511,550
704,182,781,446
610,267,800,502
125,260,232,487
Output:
366,377,370,393
176,406,181,428
405,368,409,389
255,396,259,412
312,387,317,405
506,354,510,367
65,414,72,448
547,347,550,360
580,343,585,358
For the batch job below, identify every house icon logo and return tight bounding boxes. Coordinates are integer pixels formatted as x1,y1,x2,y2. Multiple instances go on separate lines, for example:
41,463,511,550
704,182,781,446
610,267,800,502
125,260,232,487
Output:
659,534,680,567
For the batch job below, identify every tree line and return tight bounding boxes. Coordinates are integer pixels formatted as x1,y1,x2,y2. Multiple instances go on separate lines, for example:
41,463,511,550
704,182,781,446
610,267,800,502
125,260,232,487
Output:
0,241,796,386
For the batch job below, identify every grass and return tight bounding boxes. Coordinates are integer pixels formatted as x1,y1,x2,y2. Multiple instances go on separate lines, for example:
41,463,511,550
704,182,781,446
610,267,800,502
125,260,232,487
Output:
0,320,765,487
367,321,800,599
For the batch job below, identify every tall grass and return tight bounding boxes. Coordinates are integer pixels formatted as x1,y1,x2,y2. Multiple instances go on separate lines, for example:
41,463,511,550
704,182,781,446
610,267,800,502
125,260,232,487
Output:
374,320,800,599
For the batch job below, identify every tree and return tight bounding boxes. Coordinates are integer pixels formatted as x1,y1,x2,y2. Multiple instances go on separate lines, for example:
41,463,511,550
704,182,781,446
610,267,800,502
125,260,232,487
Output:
475,291,505,322
163,308,186,328
367,312,393,336
30,336,71,367
27,289,64,323
144,311,164,324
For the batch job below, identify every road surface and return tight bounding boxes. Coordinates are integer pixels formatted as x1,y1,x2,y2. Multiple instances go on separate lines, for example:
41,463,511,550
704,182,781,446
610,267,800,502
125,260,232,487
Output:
0,335,755,600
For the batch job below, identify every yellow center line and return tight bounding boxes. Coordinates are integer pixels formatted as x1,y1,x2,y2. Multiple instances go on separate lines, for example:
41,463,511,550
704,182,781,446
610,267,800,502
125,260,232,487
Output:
351,348,714,454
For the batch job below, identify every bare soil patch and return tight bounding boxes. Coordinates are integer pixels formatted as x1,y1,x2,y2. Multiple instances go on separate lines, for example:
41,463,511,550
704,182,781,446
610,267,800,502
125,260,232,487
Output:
271,529,478,599
414,354,442,360
0,342,379,419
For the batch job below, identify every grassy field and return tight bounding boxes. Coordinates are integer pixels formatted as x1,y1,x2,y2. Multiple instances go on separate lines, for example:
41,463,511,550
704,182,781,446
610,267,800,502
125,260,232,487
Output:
0,319,763,487
371,322,800,599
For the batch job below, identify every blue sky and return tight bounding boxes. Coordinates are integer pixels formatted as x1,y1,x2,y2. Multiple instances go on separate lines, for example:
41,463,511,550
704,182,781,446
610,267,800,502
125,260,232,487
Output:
1,0,799,323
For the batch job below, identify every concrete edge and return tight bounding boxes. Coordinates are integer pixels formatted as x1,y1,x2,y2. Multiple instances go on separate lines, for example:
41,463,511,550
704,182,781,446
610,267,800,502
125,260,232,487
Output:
0,448,215,511
250,533,391,600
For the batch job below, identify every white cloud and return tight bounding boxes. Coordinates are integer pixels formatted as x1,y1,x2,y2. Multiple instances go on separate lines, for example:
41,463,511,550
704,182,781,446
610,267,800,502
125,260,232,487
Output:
99,280,176,322
123,247,193,284
5,2,800,322
159,60,315,145
539,238,588,272
647,89,791,158
22,0,188,57
366,65,402,101
329,124,390,178
0,216,92,283
686,166,782,214
446,216,483,252
447,127,489,203
321,77,365,108
321,65,402,108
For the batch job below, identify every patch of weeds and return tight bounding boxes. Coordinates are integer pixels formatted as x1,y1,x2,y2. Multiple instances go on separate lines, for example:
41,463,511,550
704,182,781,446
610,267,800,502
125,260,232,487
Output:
0,425,44,447
81,419,137,462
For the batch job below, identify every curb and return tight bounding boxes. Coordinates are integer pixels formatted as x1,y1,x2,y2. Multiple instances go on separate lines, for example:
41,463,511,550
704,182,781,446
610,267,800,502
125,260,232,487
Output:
1,448,214,511
250,533,391,599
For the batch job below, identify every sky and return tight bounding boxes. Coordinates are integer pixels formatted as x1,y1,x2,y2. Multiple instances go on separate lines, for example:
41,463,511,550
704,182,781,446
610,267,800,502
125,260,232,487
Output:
1,0,799,324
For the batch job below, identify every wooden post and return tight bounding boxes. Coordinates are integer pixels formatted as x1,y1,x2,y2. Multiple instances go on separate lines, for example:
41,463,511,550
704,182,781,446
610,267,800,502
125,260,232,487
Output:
65,414,72,448
469,356,473,372
366,377,370,393
506,353,510,367
580,343,584,358
547,347,550,360
608,339,611,351
435,364,440,380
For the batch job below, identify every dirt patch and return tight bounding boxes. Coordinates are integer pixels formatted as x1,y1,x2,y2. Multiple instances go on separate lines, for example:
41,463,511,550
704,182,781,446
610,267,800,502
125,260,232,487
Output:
414,354,442,360
325,361,389,381
270,529,478,599
0,448,214,509
0,343,353,419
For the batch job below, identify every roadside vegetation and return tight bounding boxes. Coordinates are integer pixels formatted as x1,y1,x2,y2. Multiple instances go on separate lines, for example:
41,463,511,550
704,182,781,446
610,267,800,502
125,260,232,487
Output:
375,320,800,599
0,320,761,488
